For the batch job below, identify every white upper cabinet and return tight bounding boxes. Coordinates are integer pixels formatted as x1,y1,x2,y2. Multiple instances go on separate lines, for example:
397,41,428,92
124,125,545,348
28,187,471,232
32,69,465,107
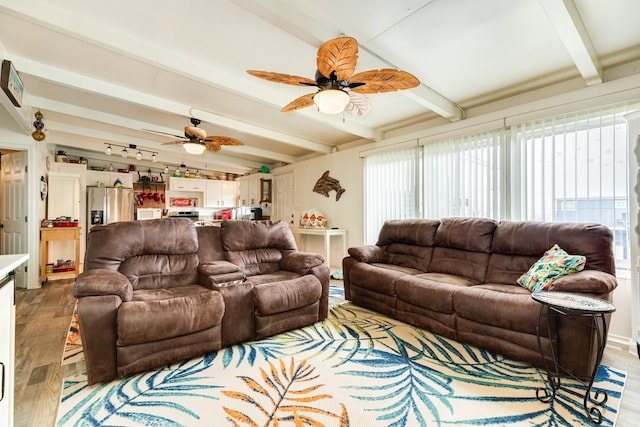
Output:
204,180,238,207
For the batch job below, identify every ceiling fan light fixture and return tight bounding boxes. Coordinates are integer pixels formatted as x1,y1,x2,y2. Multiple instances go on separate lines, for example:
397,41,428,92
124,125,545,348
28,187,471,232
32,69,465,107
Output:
313,88,349,114
183,141,206,155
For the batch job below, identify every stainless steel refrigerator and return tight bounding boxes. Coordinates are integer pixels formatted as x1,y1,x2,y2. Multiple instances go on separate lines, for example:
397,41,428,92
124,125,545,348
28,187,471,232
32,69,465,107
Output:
87,186,134,232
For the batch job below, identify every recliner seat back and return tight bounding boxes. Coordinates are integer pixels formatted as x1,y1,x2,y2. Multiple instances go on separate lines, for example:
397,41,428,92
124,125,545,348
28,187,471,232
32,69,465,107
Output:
221,220,297,276
486,220,615,285
428,217,498,283
84,218,199,289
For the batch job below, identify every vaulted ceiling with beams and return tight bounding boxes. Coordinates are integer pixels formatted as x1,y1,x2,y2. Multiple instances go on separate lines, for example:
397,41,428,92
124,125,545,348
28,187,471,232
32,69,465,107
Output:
1,0,639,175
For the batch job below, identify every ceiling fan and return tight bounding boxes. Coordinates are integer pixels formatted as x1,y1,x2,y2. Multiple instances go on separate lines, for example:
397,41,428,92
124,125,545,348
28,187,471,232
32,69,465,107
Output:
247,36,420,117
143,118,244,155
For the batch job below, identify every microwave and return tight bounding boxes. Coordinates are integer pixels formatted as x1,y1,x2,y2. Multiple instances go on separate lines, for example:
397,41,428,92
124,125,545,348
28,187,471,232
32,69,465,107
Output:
137,208,162,220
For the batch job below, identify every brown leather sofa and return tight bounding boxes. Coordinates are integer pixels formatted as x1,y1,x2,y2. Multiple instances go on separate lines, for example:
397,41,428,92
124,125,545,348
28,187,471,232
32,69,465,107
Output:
72,218,329,384
342,217,618,378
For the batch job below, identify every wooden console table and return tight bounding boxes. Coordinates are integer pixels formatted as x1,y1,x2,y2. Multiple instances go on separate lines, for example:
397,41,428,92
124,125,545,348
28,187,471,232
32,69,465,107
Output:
290,227,347,270
39,226,81,284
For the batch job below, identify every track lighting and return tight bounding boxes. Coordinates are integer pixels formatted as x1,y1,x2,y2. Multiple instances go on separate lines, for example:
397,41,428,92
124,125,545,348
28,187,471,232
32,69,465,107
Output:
164,165,169,174
104,142,157,162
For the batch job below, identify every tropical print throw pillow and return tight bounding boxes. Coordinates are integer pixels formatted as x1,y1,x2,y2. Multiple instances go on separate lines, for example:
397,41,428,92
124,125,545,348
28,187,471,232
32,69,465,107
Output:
517,244,586,292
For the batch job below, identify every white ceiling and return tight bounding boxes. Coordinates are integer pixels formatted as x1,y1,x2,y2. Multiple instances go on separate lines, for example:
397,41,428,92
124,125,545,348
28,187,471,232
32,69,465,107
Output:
1,0,639,175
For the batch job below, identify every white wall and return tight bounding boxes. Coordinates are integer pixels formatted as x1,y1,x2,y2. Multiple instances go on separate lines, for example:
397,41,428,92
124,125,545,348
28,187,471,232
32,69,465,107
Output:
272,146,365,267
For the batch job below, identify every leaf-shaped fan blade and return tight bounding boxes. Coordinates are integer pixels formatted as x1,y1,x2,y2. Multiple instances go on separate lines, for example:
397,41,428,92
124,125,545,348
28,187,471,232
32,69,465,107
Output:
281,93,316,112
161,140,188,145
344,92,371,117
205,136,244,146
247,70,316,86
317,37,358,81
142,129,186,139
349,69,420,94
205,143,222,153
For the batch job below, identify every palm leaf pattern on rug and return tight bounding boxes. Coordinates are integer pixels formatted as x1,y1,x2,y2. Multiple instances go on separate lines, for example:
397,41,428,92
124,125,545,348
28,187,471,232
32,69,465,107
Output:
58,353,222,426
222,357,349,426
58,295,624,426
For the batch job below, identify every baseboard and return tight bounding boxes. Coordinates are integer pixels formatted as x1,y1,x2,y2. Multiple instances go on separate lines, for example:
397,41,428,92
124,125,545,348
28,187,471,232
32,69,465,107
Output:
607,333,639,357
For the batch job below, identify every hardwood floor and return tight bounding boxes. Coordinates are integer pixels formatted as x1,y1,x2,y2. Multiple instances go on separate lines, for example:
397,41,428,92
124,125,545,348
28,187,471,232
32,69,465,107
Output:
13,279,640,426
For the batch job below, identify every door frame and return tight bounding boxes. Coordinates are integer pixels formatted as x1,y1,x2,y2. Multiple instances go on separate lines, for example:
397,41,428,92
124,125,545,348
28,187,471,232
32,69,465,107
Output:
0,139,39,289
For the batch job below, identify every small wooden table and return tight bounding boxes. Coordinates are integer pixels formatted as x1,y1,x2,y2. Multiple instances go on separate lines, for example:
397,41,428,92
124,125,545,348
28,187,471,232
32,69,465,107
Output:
290,227,347,271
39,226,81,284
532,291,616,424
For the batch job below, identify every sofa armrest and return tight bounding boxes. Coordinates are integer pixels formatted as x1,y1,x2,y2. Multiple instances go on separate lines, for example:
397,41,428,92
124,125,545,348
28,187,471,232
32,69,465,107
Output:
72,268,133,302
280,252,325,275
198,261,241,276
198,261,245,288
347,245,386,263
547,270,618,295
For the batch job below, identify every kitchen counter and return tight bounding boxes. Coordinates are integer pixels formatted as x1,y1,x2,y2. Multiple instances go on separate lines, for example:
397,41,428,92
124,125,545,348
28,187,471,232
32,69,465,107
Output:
0,254,29,278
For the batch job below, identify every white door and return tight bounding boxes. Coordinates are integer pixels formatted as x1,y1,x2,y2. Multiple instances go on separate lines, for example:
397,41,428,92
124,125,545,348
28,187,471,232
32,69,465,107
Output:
1,151,28,287
273,172,295,226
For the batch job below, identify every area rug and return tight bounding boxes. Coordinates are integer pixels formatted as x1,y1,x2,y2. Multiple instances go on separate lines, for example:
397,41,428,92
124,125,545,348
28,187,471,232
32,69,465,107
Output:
57,287,626,426
61,306,83,365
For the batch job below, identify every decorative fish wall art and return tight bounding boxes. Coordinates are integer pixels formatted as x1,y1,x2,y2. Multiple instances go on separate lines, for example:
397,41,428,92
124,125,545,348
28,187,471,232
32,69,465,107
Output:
313,171,346,201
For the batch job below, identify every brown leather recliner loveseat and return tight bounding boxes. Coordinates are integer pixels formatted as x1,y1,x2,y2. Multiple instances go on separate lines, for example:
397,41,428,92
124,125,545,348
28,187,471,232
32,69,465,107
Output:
342,217,617,378
72,218,329,384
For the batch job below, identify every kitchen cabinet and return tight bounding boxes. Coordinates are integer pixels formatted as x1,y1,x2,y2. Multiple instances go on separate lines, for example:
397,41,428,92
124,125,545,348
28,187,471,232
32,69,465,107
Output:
237,173,272,207
204,180,238,207
0,254,29,427
169,177,207,192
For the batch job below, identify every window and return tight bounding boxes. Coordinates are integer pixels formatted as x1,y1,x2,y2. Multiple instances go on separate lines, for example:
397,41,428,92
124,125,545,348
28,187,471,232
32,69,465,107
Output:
364,103,637,271
423,129,504,219
512,105,633,269
363,147,421,244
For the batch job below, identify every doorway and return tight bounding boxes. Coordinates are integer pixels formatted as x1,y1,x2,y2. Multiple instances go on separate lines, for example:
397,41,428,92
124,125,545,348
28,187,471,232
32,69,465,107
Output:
0,150,28,287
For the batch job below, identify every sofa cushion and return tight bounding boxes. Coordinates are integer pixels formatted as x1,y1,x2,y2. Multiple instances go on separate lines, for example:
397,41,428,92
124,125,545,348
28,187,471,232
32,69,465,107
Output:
86,218,200,290
349,262,421,296
117,285,224,346
433,217,497,253
376,219,440,271
453,285,542,335
428,247,492,283
221,220,297,276
253,275,322,316
490,220,615,275
517,244,586,292
396,273,477,314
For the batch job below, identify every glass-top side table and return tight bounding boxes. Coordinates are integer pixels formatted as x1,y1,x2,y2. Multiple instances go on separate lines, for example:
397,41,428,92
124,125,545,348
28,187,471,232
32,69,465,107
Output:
532,291,616,425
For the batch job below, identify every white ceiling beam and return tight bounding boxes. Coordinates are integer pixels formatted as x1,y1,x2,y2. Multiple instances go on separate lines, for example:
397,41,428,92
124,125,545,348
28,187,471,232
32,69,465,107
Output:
14,56,332,155
0,2,376,141
31,96,298,164
231,0,464,121
46,121,264,172
539,0,603,85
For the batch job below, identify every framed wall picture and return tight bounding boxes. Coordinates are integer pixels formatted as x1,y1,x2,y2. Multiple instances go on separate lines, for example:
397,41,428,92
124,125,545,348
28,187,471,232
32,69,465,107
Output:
1,60,24,107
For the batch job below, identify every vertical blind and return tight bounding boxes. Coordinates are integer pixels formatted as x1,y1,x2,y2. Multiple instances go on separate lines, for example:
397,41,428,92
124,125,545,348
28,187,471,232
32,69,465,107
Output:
512,105,632,267
363,102,637,269
423,129,505,219
363,146,421,244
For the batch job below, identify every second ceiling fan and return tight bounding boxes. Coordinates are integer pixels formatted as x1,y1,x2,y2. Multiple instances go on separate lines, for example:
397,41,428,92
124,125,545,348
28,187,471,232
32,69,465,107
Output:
144,118,244,155
247,36,420,116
